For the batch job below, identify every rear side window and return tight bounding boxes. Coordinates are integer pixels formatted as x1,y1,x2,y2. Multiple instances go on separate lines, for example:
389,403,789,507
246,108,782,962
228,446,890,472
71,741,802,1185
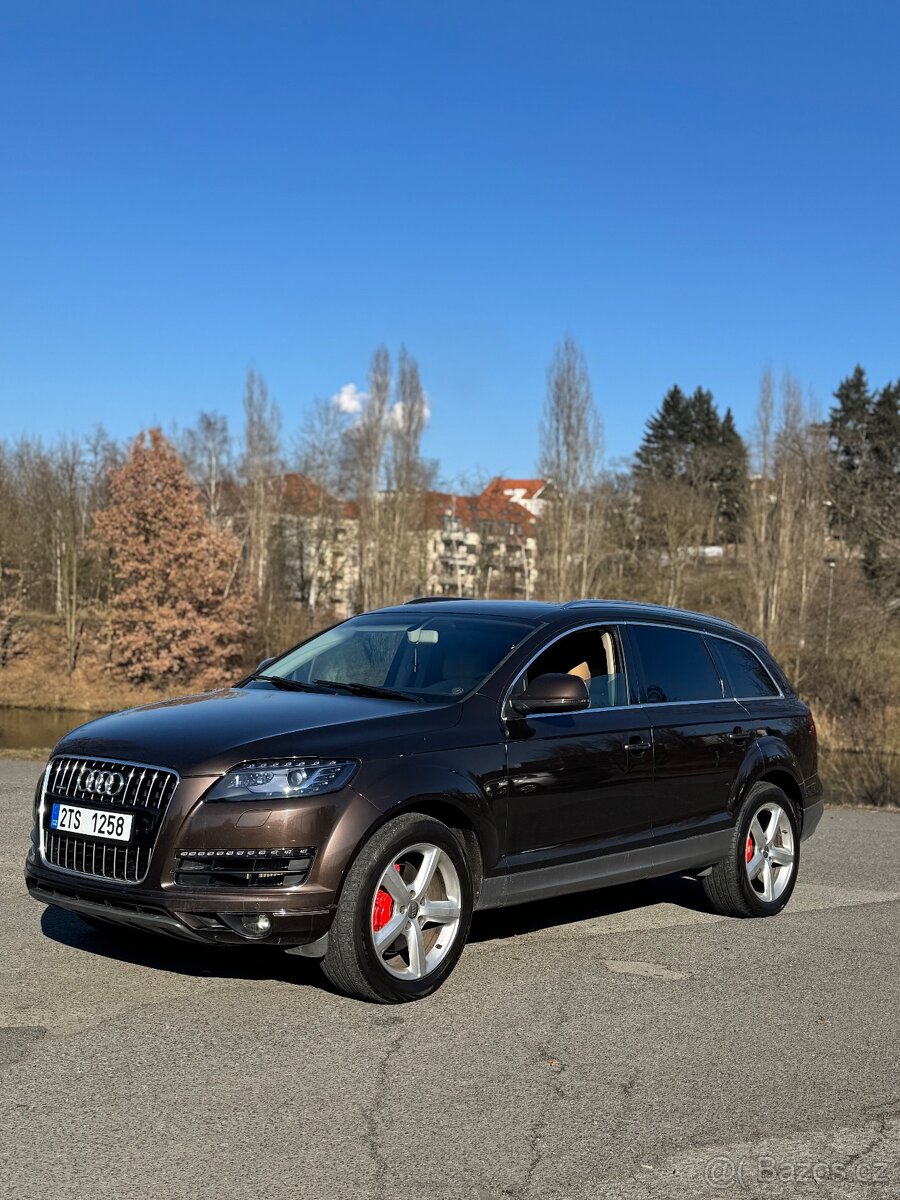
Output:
712,638,779,698
629,625,723,703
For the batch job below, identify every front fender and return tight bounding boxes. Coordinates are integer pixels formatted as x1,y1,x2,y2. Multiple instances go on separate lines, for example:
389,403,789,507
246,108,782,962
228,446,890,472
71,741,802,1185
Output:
352,750,507,878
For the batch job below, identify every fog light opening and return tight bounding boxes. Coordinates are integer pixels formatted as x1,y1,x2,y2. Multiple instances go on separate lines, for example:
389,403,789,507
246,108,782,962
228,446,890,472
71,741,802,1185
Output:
219,912,274,939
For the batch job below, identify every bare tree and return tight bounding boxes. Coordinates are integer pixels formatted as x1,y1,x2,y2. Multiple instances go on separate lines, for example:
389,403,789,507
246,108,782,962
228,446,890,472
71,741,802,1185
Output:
343,347,391,610
182,411,232,526
537,337,602,600
634,476,719,608
744,370,829,681
0,567,26,669
239,371,283,601
340,346,434,609
382,347,433,602
292,397,351,612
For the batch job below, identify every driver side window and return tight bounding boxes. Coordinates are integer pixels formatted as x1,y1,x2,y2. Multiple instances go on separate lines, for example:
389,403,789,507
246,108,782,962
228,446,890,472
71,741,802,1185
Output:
518,626,629,709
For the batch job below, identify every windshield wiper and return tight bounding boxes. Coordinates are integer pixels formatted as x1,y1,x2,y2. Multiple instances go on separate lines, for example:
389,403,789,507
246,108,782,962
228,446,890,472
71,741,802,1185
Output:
314,679,423,704
254,674,322,693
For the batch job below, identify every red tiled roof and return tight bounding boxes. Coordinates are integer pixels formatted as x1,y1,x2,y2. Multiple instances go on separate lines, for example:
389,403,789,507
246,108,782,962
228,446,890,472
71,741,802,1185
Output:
426,485,540,532
482,477,547,500
283,473,354,519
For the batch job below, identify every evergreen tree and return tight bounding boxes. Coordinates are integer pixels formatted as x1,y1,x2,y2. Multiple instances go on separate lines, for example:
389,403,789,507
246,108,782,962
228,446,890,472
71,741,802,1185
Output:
687,387,721,453
713,408,749,535
635,385,748,540
634,385,693,479
830,366,900,583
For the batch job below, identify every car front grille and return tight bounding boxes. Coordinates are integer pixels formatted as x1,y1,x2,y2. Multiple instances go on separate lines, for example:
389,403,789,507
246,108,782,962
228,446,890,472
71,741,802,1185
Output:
41,756,179,885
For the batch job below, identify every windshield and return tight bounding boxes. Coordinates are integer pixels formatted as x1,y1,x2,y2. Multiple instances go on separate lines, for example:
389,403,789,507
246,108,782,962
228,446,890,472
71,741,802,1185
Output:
258,613,536,702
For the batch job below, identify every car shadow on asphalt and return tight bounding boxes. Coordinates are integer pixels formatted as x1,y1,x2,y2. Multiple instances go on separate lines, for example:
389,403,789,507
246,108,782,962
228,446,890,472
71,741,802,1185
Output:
39,871,715,983
39,906,324,988
469,872,715,942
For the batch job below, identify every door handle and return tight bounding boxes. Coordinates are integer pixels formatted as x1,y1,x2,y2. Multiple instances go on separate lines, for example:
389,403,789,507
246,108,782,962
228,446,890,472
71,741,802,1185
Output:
728,727,751,744
625,737,651,754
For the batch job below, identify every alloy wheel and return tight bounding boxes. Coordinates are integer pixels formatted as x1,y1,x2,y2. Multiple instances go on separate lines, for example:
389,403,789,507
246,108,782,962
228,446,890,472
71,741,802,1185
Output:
744,801,796,903
369,843,463,980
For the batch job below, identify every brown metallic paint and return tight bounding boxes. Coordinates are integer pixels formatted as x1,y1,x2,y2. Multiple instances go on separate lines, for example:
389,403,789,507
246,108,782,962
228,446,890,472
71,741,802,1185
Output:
25,599,822,947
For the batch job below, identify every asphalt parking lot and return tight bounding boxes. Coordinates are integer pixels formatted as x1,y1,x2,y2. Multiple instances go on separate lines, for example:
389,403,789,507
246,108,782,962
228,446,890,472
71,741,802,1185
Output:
1,757,898,1200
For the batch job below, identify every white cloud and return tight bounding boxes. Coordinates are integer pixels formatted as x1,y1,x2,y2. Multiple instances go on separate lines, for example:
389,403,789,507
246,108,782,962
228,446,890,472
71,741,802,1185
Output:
331,382,367,414
388,395,432,429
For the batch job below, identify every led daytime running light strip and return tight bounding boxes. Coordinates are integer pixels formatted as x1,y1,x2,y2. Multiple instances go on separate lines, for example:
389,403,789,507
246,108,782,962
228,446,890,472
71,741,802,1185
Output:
178,847,313,859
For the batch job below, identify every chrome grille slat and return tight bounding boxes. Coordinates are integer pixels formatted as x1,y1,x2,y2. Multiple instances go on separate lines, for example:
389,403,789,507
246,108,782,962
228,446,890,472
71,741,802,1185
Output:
41,755,178,886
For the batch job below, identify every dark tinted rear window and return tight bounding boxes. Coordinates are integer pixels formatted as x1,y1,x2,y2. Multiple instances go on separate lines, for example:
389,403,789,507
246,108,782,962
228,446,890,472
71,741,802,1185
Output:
630,625,723,703
713,638,779,698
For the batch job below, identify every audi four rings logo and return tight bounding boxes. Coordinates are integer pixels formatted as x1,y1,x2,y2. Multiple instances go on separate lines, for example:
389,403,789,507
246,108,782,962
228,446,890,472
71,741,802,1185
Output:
77,768,125,796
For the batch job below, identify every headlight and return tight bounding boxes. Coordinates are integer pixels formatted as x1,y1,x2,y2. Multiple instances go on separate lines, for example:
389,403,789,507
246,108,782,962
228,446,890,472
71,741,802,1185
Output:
205,759,358,802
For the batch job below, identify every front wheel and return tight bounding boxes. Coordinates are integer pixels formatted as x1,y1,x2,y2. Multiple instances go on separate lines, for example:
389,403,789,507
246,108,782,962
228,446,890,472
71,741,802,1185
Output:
320,812,474,1003
702,783,800,918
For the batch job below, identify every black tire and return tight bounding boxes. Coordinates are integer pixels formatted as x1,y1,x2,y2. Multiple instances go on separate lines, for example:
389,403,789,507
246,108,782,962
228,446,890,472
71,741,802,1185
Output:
320,812,474,1003
702,782,801,918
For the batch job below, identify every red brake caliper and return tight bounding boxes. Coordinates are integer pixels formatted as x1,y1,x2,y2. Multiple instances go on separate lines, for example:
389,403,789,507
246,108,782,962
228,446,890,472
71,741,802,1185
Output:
372,863,401,932
745,834,754,863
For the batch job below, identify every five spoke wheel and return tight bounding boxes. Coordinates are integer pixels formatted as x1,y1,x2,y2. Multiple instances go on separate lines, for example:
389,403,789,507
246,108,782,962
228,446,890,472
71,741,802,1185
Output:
744,801,795,903
370,843,463,980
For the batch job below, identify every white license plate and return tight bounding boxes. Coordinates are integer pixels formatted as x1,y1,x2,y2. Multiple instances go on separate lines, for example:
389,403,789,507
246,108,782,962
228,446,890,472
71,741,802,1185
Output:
49,803,133,843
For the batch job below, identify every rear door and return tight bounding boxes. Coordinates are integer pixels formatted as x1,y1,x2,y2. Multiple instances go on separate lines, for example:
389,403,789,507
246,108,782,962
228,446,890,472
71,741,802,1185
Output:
706,633,813,777
624,622,749,843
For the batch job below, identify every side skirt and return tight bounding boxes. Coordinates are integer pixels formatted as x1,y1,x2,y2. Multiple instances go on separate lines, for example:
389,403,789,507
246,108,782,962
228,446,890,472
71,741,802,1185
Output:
476,828,733,911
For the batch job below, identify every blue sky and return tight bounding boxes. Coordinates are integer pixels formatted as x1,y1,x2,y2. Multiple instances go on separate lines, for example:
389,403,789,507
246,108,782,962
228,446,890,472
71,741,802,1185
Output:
1,1,898,484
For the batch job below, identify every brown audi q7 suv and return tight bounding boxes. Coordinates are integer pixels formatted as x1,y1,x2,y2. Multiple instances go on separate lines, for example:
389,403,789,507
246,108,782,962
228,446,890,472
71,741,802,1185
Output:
25,598,824,1003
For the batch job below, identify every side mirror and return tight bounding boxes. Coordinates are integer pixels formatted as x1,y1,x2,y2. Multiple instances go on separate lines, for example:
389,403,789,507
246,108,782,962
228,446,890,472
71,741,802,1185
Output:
510,672,590,716
236,655,279,687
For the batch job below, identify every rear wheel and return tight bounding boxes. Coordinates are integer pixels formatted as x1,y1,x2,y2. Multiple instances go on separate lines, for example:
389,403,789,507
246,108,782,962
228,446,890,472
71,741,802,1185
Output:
321,813,473,1003
702,782,800,918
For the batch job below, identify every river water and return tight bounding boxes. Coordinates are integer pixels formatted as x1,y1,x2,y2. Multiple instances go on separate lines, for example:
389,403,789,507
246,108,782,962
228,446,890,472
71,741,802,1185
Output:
0,707,105,751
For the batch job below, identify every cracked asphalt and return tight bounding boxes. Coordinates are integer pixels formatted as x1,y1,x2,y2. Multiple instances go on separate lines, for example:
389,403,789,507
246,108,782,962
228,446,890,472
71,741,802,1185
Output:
1,758,898,1200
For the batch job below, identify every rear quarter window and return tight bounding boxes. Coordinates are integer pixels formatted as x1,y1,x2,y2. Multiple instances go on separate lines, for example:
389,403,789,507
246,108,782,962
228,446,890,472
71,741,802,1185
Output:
711,638,779,698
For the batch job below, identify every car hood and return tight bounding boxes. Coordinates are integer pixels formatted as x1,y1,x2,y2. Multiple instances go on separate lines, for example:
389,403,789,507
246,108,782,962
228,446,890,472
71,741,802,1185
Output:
54,686,462,776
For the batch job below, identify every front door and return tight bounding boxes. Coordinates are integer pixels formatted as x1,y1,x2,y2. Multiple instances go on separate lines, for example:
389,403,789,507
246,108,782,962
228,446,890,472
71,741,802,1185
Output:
503,625,654,867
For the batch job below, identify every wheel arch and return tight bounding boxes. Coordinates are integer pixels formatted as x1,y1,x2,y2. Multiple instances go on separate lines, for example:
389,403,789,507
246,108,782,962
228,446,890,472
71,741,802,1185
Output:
730,740,805,824
386,796,486,904
332,771,497,909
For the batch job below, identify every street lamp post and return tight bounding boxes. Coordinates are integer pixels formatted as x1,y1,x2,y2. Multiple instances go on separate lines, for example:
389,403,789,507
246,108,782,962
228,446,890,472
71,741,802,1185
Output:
825,559,836,657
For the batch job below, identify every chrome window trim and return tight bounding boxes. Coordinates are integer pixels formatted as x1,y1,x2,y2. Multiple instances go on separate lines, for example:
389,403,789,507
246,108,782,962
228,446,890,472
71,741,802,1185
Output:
38,753,181,886
501,617,784,721
500,620,635,721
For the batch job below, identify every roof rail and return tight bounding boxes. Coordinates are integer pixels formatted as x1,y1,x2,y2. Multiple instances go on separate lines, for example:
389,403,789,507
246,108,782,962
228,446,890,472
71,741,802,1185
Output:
406,595,470,604
561,598,741,629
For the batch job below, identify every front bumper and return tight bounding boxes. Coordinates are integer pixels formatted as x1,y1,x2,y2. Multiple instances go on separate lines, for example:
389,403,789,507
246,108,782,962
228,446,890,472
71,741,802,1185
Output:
25,767,380,947
24,865,333,946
